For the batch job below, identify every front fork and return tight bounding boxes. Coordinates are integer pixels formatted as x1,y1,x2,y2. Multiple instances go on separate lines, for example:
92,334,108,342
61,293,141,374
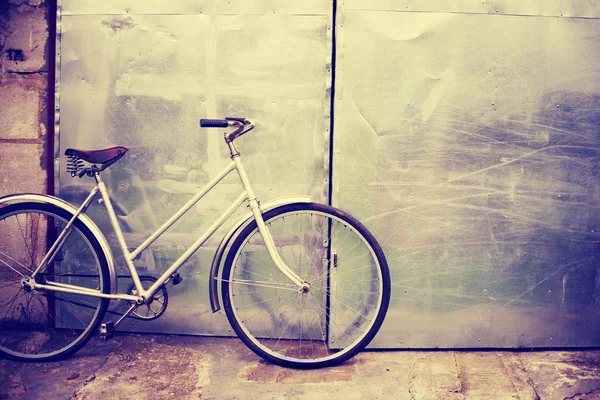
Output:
231,153,305,289
247,198,305,288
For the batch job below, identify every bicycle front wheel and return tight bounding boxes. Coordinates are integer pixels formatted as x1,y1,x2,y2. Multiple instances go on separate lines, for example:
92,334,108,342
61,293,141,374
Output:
0,202,110,361
222,202,390,368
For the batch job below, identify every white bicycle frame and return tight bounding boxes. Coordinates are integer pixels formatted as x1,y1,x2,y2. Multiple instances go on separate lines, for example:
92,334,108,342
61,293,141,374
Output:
26,120,306,311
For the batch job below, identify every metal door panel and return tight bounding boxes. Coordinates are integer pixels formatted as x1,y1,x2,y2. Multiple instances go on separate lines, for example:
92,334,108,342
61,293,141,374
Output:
333,9,600,347
56,9,332,335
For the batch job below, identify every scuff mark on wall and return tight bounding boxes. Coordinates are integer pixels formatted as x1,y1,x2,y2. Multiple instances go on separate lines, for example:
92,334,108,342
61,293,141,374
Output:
420,67,455,122
101,16,135,33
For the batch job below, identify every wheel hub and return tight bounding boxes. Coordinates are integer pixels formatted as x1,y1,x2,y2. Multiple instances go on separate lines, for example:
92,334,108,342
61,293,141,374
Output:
300,282,311,293
21,277,34,292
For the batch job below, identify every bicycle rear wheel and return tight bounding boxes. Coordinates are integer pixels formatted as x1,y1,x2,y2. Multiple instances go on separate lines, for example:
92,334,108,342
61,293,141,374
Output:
222,202,390,368
0,202,110,361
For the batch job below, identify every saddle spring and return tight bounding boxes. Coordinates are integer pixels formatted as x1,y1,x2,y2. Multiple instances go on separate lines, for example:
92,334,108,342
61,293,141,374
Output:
66,155,85,177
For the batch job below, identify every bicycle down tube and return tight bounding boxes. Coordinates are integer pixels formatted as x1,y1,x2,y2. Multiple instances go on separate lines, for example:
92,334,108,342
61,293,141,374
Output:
96,160,241,299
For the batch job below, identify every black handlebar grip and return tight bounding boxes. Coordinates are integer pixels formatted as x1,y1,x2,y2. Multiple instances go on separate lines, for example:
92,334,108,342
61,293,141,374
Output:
200,119,229,128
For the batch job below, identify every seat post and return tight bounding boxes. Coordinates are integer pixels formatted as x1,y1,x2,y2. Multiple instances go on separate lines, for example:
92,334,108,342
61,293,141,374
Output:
93,171,103,185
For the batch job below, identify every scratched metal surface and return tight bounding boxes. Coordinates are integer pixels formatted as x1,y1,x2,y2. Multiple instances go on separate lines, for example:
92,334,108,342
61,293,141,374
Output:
56,1,600,347
333,8,600,347
344,0,600,18
56,6,332,335
61,0,329,15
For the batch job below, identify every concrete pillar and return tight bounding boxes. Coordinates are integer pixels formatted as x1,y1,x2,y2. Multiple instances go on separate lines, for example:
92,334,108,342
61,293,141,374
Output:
0,0,50,197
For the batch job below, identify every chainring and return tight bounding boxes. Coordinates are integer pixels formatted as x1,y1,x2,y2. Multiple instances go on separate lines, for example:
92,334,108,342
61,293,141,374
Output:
127,275,169,321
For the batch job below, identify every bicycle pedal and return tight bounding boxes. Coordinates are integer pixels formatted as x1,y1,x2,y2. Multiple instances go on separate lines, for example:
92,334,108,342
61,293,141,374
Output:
99,321,115,341
171,273,182,285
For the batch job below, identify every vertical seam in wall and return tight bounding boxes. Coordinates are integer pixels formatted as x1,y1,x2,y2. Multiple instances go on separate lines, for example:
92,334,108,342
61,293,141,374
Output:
53,0,62,198
47,0,57,195
327,0,337,207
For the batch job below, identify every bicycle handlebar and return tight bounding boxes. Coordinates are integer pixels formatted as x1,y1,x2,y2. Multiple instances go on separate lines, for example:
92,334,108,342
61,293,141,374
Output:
200,117,255,143
200,117,251,128
200,119,229,128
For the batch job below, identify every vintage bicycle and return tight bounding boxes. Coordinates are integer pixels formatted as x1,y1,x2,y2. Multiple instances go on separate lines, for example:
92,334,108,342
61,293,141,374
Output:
0,118,390,368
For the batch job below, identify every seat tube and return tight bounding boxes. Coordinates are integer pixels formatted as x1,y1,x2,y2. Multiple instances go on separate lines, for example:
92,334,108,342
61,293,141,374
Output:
231,154,304,287
95,173,145,293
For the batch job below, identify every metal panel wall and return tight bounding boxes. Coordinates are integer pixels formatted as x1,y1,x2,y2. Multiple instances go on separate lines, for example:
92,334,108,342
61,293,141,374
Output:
56,1,332,334
57,0,600,347
333,2,600,347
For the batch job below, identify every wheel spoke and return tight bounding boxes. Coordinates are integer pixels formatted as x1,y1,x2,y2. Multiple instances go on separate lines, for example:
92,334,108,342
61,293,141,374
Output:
0,250,33,275
222,278,298,291
0,257,28,278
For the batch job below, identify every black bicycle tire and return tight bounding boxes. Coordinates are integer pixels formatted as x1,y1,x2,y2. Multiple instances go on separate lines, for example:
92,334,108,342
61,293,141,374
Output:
222,202,391,369
0,201,110,361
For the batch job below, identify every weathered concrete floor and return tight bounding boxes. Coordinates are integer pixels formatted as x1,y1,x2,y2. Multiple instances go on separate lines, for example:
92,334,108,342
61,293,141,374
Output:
1,334,599,399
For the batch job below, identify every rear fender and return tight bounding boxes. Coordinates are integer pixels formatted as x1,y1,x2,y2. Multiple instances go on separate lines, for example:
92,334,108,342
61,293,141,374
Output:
0,193,118,294
209,196,311,312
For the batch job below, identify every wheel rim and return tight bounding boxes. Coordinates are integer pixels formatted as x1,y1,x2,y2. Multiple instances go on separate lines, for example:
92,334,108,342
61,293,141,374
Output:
0,207,105,359
226,209,385,365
